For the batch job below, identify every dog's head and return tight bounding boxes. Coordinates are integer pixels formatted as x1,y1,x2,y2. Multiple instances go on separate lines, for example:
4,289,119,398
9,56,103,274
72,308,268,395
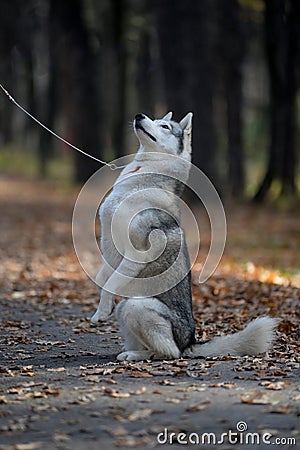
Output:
134,112,193,161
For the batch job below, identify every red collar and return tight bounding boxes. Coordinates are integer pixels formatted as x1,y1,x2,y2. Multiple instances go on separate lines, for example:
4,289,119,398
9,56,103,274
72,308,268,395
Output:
125,165,141,175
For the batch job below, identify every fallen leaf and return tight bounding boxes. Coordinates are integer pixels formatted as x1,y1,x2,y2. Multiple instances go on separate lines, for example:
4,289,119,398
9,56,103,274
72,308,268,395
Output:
129,371,152,378
115,436,152,447
107,426,128,437
259,381,291,390
165,398,181,404
15,443,43,450
102,387,130,398
130,387,147,395
209,382,236,389
43,386,60,396
53,433,71,442
241,389,281,405
127,409,153,421
264,405,292,414
186,401,210,412
69,394,96,404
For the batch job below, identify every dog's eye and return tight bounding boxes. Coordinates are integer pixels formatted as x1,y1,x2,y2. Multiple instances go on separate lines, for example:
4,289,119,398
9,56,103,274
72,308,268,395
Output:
161,124,171,130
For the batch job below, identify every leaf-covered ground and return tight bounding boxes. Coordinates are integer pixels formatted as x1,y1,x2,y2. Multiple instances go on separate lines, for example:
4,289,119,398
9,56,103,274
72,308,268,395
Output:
0,176,299,450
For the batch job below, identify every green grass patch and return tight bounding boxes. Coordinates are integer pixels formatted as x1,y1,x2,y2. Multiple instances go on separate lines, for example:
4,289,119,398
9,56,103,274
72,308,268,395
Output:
0,146,73,183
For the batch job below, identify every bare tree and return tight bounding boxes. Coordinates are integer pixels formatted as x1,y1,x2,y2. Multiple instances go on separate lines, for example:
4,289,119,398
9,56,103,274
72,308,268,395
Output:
0,1,22,145
254,0,299,202
155,0,219,187
218,0,246,198
52,0,102,183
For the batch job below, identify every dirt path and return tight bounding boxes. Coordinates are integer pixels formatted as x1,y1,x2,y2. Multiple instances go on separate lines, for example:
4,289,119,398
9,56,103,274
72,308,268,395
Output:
0,176,299,449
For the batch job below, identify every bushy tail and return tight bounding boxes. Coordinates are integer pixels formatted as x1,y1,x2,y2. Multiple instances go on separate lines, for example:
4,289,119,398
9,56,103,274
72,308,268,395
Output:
191,317,278,357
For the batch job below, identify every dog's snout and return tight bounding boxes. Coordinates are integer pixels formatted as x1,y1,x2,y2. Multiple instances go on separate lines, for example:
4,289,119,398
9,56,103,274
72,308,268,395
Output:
135,113,145,122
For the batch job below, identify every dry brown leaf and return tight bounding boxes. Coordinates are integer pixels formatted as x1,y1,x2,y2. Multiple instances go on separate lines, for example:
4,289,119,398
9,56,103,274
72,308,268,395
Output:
53,433,71,442
15,443,43,450
241,389,281,405
115,436,152,447
259,381,291,390
129,371,152,378
156,380,176,386
43,386,60,396
127,408,153,421
186,401,210,412
16,391,48,401
278,321,294,334
130,387,147,395
102,387,130,398
35,339,66,346
108,426,128,437
176,386,206,392
152,389,164,395
85,375,103,383
47,367,66,372
69,394,96,404
21,371,35,377
209,382,236,389
264,405,292,414
165,398,181,404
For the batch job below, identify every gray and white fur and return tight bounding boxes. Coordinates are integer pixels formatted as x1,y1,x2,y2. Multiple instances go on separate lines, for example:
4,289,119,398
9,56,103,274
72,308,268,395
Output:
91,112,278,361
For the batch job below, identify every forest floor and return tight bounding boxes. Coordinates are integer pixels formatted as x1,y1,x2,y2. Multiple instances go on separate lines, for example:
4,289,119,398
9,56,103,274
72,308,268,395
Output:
0,175,299,450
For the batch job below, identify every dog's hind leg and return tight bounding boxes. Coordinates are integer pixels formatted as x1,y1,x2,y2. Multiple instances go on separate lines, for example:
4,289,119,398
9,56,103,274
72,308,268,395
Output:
115,298,181,361
117,302,146,351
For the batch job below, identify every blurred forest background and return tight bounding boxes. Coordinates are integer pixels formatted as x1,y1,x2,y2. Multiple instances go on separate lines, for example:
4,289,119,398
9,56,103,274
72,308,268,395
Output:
0,0,299,202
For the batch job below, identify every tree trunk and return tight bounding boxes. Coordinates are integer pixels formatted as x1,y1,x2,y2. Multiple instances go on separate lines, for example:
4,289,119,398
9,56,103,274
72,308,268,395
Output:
155,0,186,116
52,0,102,183
136,21,155,117
0,1,20,145
110,0,127,158
219,0,246,198
254,0,298,202
155,0,219,186
280,0,299,196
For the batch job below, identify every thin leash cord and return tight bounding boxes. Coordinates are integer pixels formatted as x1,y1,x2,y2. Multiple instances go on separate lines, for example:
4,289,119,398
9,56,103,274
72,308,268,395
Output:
0,84,126,171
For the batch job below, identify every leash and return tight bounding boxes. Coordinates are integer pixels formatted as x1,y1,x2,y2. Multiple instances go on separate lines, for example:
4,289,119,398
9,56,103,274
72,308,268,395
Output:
0,83,126,171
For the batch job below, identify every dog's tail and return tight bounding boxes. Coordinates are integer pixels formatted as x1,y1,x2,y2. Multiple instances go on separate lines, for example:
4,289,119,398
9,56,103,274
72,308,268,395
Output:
190,317,278,357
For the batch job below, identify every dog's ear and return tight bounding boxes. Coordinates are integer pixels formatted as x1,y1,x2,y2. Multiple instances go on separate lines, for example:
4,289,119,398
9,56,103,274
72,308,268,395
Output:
162,111,173,121
180,113,193,160
179,112,193,131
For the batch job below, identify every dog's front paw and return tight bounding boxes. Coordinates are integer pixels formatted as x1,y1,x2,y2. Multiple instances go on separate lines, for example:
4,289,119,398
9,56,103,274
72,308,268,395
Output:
116,351,154,361
117,351,141,361
90,309,112,323
91,293,116,323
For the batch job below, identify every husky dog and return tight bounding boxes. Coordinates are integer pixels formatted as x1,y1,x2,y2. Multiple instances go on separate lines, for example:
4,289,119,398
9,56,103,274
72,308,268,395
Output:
91,112,277,361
